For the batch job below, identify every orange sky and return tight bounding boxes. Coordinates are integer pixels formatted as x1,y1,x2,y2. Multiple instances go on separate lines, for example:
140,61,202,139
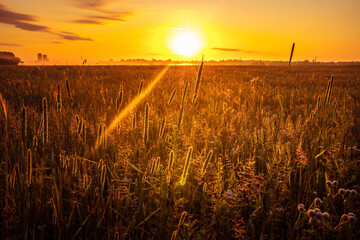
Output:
1,0,360,64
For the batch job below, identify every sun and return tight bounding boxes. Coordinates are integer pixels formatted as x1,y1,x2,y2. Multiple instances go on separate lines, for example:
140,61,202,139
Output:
169,30,203,57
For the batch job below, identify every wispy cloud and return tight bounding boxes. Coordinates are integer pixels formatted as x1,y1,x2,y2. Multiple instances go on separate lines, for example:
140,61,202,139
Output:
0,3,92,41
70,0,115,9
211,47,257,54
56,31,93,41
0,3,50,31
72,12,133,25
89,14,130,21
72,19,102,24
0,42,23,46
69,0,133,24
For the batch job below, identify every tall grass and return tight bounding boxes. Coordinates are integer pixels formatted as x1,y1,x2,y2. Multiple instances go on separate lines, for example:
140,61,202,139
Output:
0,65,359,239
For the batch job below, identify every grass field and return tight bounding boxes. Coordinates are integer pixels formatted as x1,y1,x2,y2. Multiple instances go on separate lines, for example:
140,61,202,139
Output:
0,65,360,239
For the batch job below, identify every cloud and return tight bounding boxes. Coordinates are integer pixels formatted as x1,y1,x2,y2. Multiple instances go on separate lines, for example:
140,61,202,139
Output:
56,31,93,41
0,3,50,31
89,14,129,21
69,0,133,24
0,3,92,41
211,47,257,54
72,19,102,24
72,12,133,24
0,42,23,46
51,41,63,44
70,0,114,9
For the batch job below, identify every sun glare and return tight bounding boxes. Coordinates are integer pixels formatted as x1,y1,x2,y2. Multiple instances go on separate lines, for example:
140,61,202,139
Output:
169,30,203,57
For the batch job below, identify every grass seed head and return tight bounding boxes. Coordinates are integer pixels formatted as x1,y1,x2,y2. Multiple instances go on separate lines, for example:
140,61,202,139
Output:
144,103,149,145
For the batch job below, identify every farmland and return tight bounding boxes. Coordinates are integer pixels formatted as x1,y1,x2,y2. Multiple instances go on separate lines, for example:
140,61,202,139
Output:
0,65,360,239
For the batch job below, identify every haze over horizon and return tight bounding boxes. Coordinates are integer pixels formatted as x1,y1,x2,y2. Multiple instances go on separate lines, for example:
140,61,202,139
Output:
1,0,360,64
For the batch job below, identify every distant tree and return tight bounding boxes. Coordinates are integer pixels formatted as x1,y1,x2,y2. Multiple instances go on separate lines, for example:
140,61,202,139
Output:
0,52,21,65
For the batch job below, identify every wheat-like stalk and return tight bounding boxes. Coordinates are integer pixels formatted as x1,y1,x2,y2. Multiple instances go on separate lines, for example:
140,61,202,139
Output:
82,119,86,144
168,88,177,105
179,146,193,185
168,150,174,172
181,80,188,105
177,80,188,129
144,103,149,145
21,106,27,141
202,182,207,193
159,116,166,137
103,124,107,149
132,114,136,130
201,150,213,175
56,83,62,112
150,157,160,176
77,118,83,135
192,55,204,103
97,123,102,148
65,78,72,99
324,75,334,106
26,149,32,186
138,80,143,95
42,97,48,143
116,86,123,111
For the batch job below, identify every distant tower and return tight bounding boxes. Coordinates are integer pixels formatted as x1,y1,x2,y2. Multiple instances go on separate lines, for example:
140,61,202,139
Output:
43,55,49,62
37,53,42,62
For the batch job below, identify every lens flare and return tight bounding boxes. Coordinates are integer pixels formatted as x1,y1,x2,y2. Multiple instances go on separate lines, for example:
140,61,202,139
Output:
93,66,170,151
